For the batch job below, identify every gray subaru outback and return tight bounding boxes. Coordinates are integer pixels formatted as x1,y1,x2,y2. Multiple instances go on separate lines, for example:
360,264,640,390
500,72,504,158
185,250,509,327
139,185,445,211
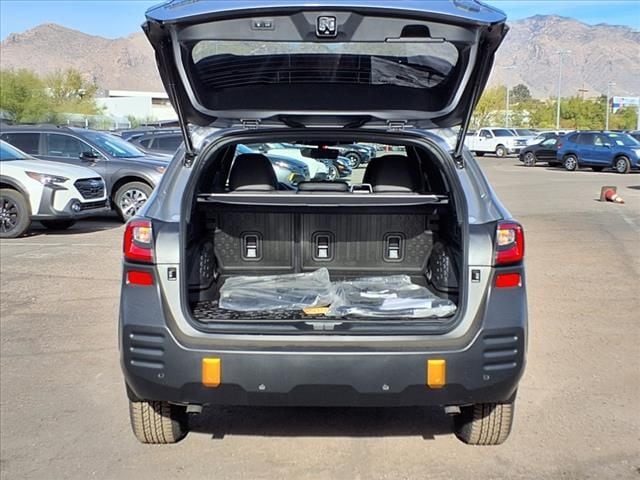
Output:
120,0,527,446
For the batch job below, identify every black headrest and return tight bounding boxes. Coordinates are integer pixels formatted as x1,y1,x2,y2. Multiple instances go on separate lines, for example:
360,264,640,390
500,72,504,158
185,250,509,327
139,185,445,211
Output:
297,181,350,193
363,155,424,193
228,154,278,191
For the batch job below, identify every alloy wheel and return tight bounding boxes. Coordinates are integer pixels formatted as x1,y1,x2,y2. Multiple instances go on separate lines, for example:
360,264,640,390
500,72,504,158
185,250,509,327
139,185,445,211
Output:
564,155,578,171
119,188,149,219
523,152,536,167
0,196,19,234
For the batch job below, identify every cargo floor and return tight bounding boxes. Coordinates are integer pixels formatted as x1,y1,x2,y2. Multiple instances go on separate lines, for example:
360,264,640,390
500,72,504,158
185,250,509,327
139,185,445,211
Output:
191,275,455,323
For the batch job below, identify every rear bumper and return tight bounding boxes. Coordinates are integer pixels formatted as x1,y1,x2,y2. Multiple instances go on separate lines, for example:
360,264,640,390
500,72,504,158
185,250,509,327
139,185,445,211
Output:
122,324,525,407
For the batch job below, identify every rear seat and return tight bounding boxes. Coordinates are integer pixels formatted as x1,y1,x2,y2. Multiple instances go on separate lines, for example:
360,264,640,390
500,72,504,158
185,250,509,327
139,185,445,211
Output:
228,153,278,192
363,155,424,193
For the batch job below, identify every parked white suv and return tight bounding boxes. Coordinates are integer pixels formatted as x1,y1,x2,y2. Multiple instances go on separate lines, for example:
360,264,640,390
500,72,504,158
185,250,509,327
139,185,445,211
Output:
0,140,109,238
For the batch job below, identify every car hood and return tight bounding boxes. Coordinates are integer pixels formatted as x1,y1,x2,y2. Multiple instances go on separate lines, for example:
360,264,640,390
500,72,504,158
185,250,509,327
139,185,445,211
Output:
4,158,102,179
125,155,171,166
144,1,508,155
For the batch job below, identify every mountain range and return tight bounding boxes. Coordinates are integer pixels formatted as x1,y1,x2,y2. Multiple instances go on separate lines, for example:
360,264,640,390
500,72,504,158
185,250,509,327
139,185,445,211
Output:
1,15,639,99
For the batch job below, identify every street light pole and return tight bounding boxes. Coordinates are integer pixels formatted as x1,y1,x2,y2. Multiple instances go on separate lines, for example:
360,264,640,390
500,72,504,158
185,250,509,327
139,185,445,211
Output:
605,81,616,131
556,50,571,129
501,65,517,128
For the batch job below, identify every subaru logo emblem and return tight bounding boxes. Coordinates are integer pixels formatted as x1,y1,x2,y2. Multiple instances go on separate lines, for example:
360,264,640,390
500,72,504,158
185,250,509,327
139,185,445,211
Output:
316,16,337,38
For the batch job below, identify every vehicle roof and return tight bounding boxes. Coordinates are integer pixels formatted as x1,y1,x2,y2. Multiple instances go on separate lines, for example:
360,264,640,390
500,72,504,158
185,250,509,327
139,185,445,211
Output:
0,125,105,135
133,131,182,139
146,0,506,25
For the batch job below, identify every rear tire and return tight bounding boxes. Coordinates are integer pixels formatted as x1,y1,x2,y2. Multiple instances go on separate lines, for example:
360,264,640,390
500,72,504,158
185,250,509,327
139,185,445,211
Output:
0,189,31,239
454,400,515,446
563,154,578,171
614,156,630,174
40,219,76,230
495,145,507,158
128,399,188,444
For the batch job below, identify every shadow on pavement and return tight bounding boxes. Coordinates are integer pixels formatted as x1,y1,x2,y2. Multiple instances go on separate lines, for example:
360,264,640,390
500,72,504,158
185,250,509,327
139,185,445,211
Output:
25,215,123,237
189,405,453,441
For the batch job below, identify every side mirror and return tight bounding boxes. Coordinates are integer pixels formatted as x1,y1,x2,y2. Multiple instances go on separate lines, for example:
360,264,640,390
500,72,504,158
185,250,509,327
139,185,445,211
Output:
80,151,99,160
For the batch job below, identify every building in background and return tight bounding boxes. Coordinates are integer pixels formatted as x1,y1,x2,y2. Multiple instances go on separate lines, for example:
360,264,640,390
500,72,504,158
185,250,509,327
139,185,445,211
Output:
96,90,177,123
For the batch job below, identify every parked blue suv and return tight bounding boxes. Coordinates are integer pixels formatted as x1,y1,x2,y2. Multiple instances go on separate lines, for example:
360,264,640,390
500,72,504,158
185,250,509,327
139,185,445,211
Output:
556,131,640,174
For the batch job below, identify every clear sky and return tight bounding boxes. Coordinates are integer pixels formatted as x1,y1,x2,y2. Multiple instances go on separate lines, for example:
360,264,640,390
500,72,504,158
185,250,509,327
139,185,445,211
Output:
1,0,639,40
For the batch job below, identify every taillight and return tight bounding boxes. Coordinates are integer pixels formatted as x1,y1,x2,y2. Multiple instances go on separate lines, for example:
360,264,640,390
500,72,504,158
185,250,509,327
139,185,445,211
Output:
123,219,154,264
495,221,524,265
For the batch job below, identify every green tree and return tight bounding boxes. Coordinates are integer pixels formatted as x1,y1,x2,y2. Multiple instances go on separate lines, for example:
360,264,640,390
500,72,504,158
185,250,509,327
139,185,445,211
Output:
45,69,99,117
609,107,639,131
471,85,507,129
0,69,49,123
510,84,532,104
520,99,555,128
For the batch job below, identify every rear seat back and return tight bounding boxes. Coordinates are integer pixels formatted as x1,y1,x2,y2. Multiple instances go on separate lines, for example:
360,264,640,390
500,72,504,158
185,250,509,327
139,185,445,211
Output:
228,153,278,192
212,208,434,275
363,155,424,193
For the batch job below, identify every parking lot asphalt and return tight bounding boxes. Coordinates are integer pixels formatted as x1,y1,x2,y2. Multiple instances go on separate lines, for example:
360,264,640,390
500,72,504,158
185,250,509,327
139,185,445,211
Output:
1,158,639,480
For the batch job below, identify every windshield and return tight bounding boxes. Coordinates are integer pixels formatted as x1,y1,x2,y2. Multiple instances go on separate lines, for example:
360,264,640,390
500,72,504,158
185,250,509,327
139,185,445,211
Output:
494,129,515,137
0,141,28,161
607,133,640,146
514,129,534,136
81,131,146,158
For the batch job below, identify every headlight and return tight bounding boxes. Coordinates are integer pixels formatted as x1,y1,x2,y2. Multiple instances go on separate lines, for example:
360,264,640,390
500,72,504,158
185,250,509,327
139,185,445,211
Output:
155,166,166,174
273,161,289,169
25,171,68,185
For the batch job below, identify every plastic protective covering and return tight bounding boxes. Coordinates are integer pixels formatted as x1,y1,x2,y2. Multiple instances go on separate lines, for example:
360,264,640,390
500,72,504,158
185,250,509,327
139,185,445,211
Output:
219,269,456,319
327,275,457,318
218,268,334,312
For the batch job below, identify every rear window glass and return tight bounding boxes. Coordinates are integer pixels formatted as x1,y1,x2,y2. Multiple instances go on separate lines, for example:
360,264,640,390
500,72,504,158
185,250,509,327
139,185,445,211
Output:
155,136,182,151
1,133,40,154
192,40,459,91
493,129,514,137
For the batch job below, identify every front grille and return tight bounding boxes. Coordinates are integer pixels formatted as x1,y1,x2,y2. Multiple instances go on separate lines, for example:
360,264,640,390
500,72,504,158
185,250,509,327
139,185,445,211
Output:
74,178,105,200
79,199,108,211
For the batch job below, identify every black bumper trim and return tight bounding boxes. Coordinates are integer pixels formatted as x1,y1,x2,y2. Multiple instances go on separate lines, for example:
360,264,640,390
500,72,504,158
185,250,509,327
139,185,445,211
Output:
122,324,525,407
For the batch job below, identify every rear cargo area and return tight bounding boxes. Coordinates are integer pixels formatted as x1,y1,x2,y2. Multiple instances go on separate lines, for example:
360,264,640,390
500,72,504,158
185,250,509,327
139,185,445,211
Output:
186,202,461,323
183,140,463,328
